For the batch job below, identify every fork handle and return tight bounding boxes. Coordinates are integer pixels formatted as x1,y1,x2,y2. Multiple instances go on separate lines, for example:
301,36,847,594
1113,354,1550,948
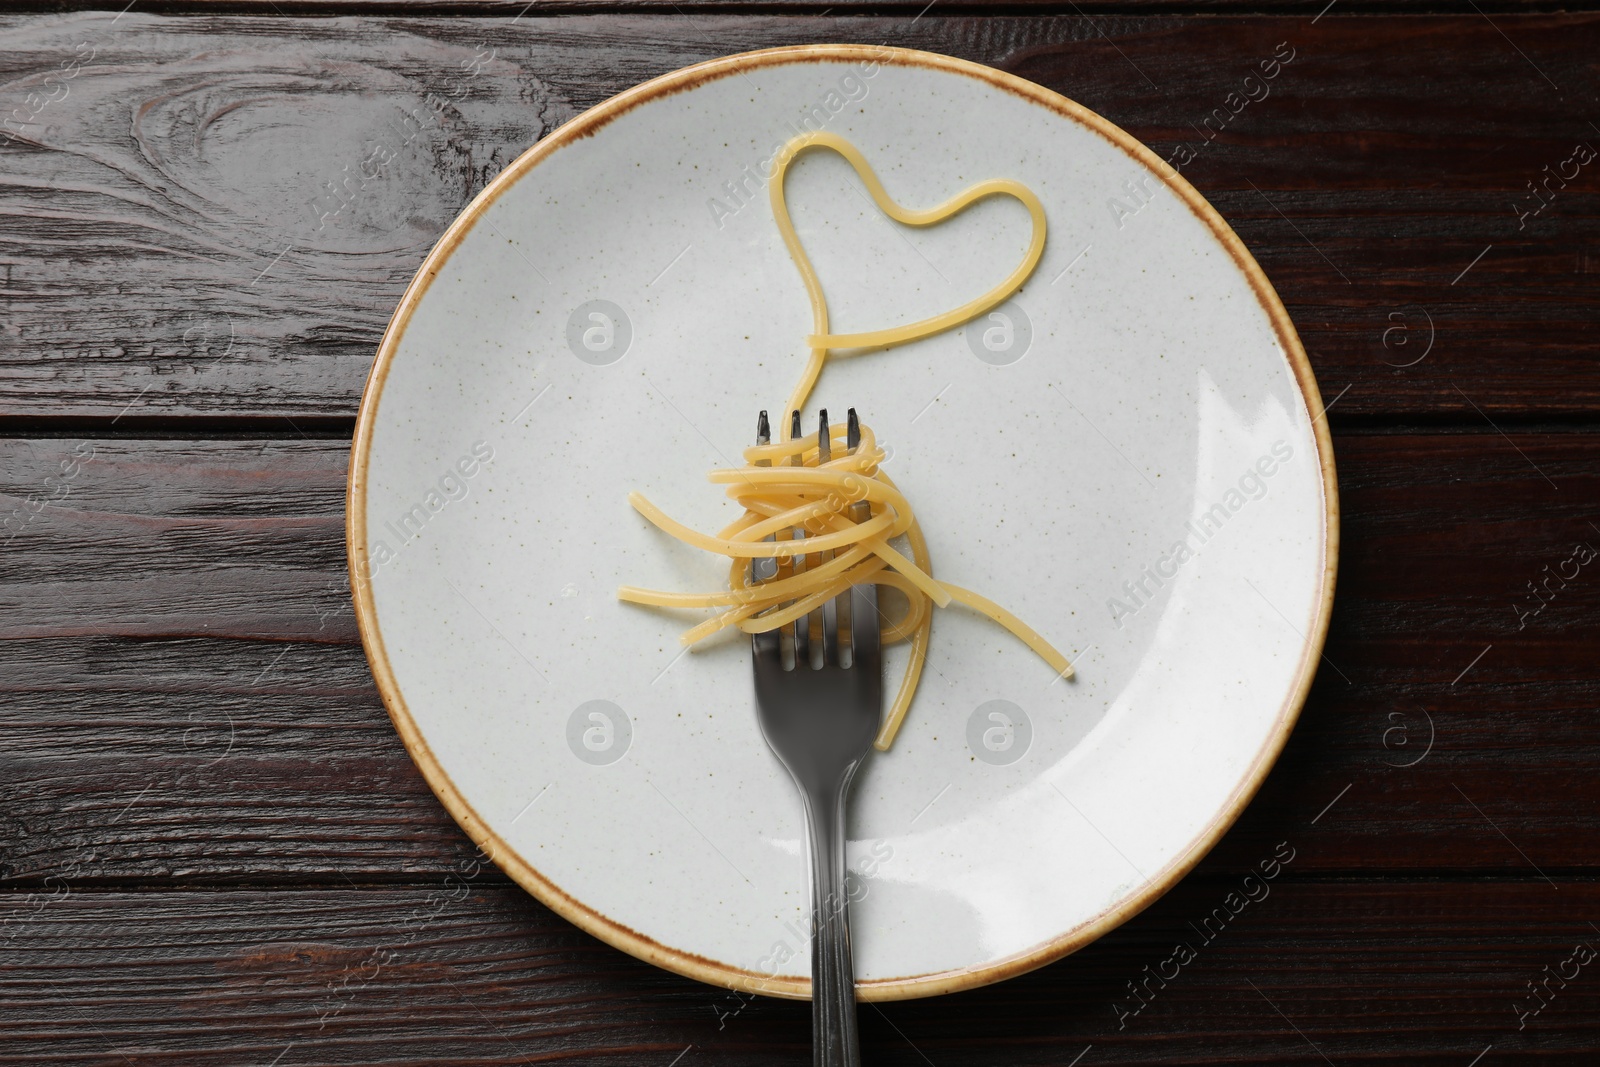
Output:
805,782,860,1067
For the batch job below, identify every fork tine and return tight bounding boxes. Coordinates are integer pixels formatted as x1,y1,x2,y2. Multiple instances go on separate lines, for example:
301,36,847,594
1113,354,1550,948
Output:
847,408,879,673
750,411,781,662
791,530,809,669
752,606,781,660
819,409,844,668
751,411,778,585
836,408,861,668
821,594,840,667
785,410,814,669
850,582,880,675
816,409,839,667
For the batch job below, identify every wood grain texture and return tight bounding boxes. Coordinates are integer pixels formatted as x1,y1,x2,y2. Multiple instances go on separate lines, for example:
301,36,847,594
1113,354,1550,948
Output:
2,7,1597,1058
18,0,1600,13
1,13,1597,419
1,430,1595,883
3,880,1599,1064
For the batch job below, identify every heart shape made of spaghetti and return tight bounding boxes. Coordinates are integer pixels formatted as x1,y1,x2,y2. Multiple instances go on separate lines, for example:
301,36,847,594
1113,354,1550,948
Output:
767,130,1048,420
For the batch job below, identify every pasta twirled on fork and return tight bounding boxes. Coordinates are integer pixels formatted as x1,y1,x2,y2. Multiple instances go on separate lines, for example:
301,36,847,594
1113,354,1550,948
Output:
619,131,1073,750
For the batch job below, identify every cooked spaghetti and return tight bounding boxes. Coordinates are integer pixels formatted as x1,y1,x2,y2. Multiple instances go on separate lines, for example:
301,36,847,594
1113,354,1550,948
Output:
619,131,1072,750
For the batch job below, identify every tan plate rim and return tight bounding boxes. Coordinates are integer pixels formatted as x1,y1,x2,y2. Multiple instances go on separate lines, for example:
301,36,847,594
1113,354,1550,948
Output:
346,42,1341,1003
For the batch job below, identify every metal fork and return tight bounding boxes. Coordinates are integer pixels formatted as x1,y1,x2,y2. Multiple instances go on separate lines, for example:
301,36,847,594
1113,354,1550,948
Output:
750,408,881,1067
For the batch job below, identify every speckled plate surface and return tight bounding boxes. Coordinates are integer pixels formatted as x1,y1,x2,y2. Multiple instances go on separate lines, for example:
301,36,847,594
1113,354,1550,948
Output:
347,44,1338,1001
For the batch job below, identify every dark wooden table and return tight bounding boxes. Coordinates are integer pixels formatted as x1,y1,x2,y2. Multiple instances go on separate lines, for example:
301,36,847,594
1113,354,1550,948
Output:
3,3,1598,1063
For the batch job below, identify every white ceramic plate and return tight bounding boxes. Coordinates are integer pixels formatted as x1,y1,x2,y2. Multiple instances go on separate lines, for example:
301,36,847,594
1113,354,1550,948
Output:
348,44,1338,1001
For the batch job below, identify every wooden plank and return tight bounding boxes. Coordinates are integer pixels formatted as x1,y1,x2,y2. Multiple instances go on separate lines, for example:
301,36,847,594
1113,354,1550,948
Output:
1,430,1596,882
15,0,1594,13
0,437,353,641
1,14,1597,419
1,880,1598,1063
